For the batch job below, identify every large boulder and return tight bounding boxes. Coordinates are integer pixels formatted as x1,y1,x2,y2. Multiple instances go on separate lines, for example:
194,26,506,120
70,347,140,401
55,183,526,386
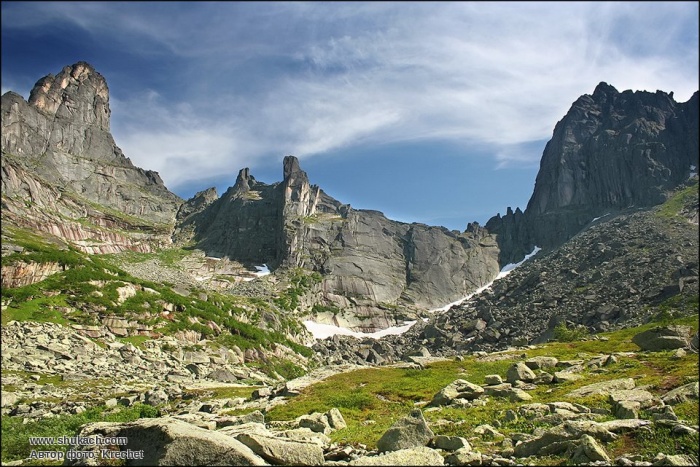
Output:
513,420,617,458
569,434,610,464
525,356,559,370
376,409,435,453
235,433,325,465
349,446,444,466
632,325,694,351
506,362,536,383
567,378,635,397
63,417,266,466
661,382,700,405
430,379,485,406
298,408,347,435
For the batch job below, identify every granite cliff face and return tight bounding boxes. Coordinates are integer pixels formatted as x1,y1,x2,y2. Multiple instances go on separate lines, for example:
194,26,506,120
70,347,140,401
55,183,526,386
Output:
175,156,501,331
487,83,699,265
1,62,182,252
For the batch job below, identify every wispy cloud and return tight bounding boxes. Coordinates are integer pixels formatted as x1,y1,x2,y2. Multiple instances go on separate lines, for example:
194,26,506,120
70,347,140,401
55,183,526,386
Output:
2,2,698,193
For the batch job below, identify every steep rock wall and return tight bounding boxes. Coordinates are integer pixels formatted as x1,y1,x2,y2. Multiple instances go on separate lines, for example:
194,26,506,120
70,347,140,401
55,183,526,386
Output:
176,156,501,331
487,83,699,265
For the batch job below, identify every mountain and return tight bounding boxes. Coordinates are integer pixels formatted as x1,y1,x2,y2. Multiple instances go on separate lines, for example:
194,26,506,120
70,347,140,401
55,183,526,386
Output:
2,62,698,466
1,62,182,254
486,82,699,265
174,155,500,332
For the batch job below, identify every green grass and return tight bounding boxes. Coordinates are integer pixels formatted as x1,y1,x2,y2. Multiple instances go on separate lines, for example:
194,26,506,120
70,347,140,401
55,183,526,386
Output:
1,296,70,326
265,313,699,460
1,404,160,463
2,230,314,373
655,180,698,220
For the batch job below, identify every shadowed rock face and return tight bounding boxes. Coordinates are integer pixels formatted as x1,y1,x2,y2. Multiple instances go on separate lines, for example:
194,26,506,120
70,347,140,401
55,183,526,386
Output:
1,62,182,227
487,83,699,265
176,156,501,330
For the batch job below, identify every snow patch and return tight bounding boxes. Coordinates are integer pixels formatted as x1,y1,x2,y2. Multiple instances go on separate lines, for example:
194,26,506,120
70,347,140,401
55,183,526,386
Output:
242,264,271,281
303,320,417,341
430,245,542,312
304,246,542,340
690,164,697,179
591,213,610,223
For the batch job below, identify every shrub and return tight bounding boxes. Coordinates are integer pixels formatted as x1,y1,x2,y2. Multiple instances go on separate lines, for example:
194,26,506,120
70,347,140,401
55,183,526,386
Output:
552,322,589,342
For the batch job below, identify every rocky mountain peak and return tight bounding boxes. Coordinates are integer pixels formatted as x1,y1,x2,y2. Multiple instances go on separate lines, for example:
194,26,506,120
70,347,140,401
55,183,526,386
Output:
2,62,182,253
233,167,256,193
487,82,699,266
592,81,618,99
27,61,110,132
283,155,303,179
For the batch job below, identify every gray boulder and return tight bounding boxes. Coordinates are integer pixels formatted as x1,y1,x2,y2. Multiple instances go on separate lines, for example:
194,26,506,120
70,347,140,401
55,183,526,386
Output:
430,435,470,451
506,362,536,383
525,356,559,370
63,417,265,466
569,434,610,464
236,433,324,465
632,325,693,351
661,382,699,405
567,378,635,397
513,420,617,458
349,446,444,466
376,409,435,453
430,379,485,406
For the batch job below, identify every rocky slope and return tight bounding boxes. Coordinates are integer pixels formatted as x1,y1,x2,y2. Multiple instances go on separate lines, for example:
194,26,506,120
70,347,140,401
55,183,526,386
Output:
487,83,699,265
1,62,182,253
313,179,699,364
175,156,501,332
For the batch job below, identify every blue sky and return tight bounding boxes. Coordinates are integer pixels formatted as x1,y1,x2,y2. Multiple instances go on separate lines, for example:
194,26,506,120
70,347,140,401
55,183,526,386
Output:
2,2,698,230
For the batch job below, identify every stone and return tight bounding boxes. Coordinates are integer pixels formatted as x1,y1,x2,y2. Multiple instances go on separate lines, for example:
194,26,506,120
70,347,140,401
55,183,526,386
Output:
431,379,485,406
614,400,640,419
348,446,445,466
445,448,482,466
473,424,504,439
553,371,584,383
430,435,471,451
299,413,332,435
63,417,265,466
632,325,694,351
215,410,265,428
484,374,503,385
208,368,240,382
598,419,652,433
569,434,610,464
506,362,536,383
609,389,656,410
278,428,331,447
144,388,168,406
236,433,325,466
525,356,559,370
513,420,617,458
532,371,554,385
566,378,635,397
1,392,18,408
651,453,698,466
660,382,699,405
376,409,435,453
326,407,347,430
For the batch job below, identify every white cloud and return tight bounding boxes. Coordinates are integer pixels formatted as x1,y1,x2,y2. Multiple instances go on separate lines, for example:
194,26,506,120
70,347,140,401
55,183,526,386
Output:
5,2,697,192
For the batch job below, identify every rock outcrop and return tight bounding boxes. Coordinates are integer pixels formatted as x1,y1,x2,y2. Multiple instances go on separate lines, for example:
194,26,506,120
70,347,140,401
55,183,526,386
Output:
1,62,182,253
487,83,699,265
175,156,501,331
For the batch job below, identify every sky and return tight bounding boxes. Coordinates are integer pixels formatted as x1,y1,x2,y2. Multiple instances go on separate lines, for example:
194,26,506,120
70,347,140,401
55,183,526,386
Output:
2,2,698,230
